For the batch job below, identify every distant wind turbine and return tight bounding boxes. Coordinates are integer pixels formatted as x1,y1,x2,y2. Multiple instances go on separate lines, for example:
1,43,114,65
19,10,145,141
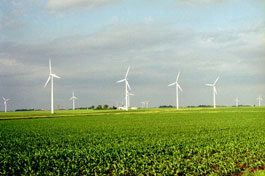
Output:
168,72,183,110
145,101,149,108
205,76,219,109
70,91,78,110
235,97,239,107
257,96,263,106
3,97,10,113
116,66,131,111
140,101,149,108
141,101,145,108
44,59,61,114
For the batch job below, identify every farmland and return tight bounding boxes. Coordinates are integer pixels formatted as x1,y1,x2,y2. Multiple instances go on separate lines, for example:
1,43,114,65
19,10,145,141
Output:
0,107,264,175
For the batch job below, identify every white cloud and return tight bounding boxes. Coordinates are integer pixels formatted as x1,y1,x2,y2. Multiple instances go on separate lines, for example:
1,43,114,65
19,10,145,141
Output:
178,0,226,5
46,0,120,12
1,22,264,109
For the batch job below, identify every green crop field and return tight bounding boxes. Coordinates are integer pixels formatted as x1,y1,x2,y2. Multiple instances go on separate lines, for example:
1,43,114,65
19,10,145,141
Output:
0,107,264,175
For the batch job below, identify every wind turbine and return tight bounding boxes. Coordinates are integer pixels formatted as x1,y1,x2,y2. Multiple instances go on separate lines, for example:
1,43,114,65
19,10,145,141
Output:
235,97,239,107
69,91,78,110
205,76,219,109
3,97,10,113
145,101,149,108
116,66,131,111
257,96,263,106
168,72,183,110
141,101,145,108
44,59,61,114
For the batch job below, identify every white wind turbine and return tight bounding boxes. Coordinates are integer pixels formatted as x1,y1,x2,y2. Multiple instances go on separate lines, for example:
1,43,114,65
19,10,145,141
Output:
141,101,145,108
205,76,219,109
69,91,78,110
235,97,239,107
168,72,183,110
140,101,149,108
44,60,61,114
145,101,149,108
3,97,10,113
257,96,263,106
116,66,131,111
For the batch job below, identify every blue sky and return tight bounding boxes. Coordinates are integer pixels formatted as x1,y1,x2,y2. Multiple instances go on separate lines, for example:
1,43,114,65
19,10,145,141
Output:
0,0,264,110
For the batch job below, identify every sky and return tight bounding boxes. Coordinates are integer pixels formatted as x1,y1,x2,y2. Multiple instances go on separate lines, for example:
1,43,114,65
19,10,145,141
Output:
0,0,265,110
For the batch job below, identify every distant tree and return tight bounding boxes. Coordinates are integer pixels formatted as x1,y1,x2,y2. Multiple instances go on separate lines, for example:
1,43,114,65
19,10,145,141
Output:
15,109,34,111
103,104,109,109
90,105,95,109
159,105,173,108
96,105,102,110
198,105,211,107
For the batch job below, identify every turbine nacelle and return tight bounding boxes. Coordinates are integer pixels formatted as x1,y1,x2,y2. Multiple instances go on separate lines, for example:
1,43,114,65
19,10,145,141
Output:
50,74,61,79
205,76,219,95
168,72,183,91
70,92,78,100
44,60,61,88
3,97,10,103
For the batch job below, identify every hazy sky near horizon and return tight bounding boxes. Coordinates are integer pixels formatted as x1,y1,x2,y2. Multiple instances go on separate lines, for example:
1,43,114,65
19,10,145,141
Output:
0,0,265,110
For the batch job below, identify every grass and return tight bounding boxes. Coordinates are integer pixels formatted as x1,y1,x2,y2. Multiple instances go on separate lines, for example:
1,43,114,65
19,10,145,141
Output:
244,170,265,176
0,107,264,175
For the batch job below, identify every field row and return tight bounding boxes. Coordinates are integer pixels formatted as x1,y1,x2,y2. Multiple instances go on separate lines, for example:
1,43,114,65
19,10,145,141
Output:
0,107,264,175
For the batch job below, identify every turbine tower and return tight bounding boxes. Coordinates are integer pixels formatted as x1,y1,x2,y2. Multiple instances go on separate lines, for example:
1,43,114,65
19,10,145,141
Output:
205,76,219,109
44,59,61,114
168,72,183,110
116,66,131,111
257,96,263,106
235,97,239,107
70,91,78,110
3,97,10,113
128,92,134,108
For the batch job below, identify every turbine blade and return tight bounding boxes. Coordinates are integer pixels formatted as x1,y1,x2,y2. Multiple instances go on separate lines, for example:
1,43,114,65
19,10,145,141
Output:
44,76,51,88
126,81,131,90
70,97,73,100
49,59,52,74
176,72,180,81
177,84,183,91
168,82,176,86
125,66,130,78
53,74,61,79
213,76,219,85
205,84,213,87
117,79,125,83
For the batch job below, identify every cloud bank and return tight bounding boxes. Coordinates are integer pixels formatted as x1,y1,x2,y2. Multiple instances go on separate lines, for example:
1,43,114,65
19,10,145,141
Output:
46,0,120,12
1,21,264,110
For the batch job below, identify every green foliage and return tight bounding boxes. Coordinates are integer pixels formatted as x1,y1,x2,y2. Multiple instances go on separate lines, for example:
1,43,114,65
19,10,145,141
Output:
103,104,109,109
96,105,102,110
90,105,95,109
0,107,264,175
